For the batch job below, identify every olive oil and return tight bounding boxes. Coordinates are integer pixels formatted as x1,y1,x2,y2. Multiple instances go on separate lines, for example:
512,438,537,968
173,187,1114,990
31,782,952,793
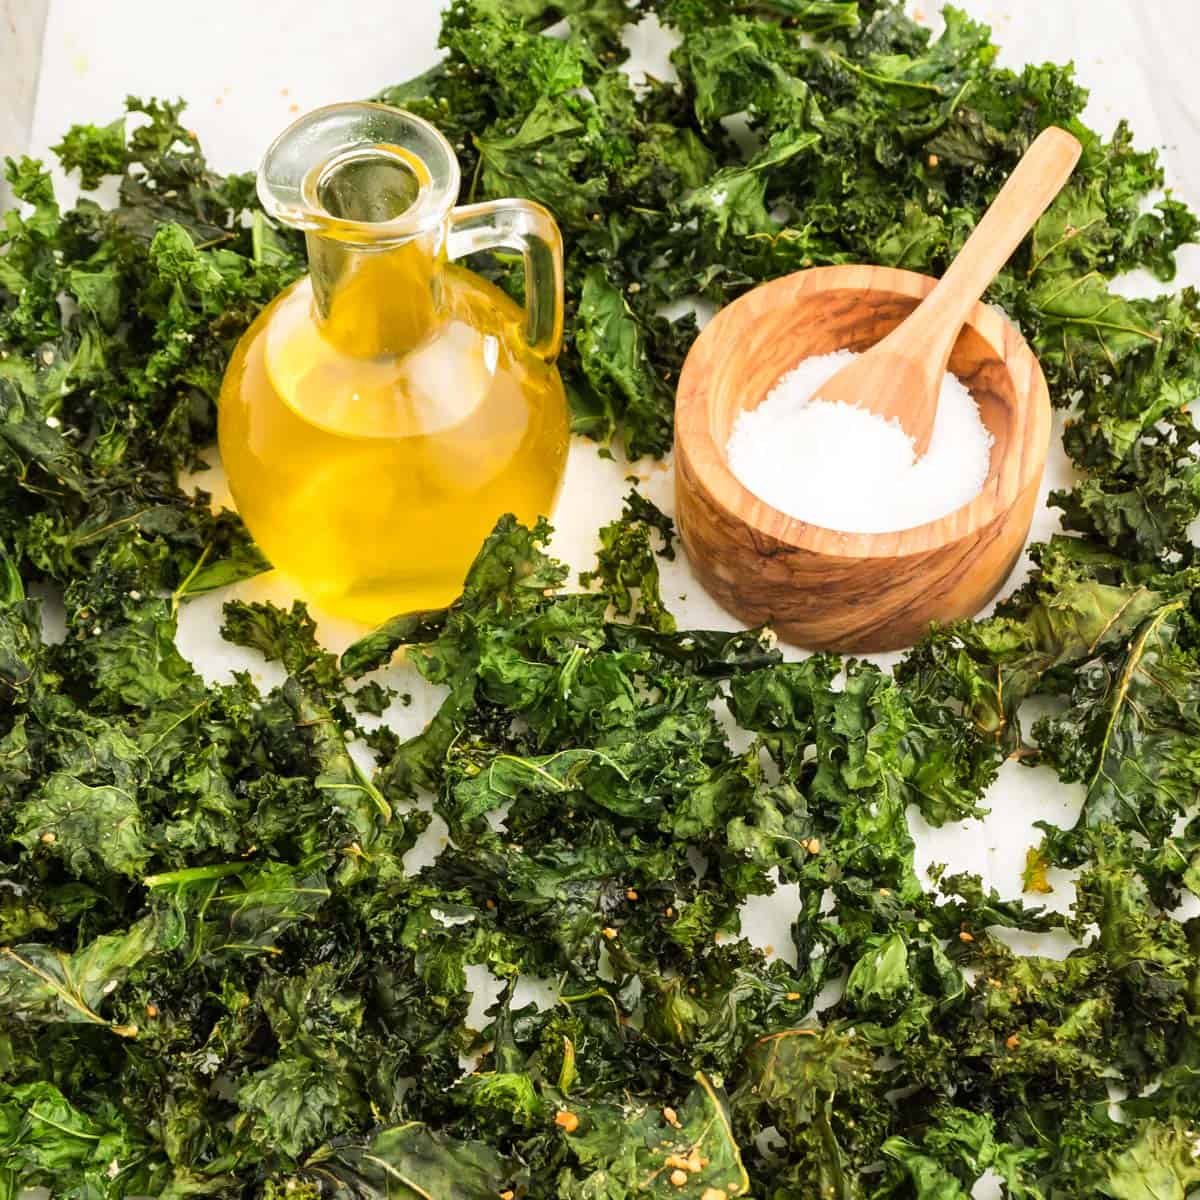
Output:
219,105,569,625
220,256,568,625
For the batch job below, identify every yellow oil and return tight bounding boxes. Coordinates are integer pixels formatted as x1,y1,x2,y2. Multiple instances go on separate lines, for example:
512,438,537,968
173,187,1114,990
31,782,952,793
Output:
219,242,569,625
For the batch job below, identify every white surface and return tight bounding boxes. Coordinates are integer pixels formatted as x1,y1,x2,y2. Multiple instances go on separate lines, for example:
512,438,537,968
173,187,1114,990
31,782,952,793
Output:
0,0,48,191
19,1,1200,1000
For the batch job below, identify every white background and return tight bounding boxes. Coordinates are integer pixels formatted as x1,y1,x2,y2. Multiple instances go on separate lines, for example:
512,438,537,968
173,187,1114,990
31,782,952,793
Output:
12,4,1200,1160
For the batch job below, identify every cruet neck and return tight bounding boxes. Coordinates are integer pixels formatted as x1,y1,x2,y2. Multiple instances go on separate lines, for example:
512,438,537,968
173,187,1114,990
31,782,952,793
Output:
258,102,462,356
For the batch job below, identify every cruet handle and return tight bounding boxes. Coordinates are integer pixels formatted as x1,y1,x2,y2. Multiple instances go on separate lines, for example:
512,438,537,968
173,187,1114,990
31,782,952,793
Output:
446,200,565,363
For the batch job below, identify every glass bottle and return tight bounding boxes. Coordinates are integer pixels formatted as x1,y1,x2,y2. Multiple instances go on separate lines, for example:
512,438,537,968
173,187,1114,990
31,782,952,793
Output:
219,103,569,625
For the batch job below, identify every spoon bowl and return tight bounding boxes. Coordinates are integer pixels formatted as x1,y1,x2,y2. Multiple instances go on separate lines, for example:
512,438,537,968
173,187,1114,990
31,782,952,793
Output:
674,264,1051,652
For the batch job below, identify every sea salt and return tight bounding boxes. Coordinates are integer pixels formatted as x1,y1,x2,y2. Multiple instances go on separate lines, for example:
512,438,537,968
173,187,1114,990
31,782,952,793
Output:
726,349,994,533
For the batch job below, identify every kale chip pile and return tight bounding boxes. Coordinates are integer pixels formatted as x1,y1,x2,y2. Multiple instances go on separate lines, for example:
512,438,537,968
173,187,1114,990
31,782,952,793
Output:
2,3,1200,1197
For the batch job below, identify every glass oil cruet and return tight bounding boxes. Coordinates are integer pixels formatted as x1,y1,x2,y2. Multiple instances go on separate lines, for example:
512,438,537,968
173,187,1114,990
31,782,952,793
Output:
219,103,569,625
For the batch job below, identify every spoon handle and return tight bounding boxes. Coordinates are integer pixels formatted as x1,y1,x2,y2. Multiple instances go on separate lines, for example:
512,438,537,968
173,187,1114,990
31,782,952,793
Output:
904,126,1082,353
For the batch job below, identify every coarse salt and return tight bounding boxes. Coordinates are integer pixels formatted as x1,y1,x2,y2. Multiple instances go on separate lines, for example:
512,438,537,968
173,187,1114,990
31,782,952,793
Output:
726,349,993,533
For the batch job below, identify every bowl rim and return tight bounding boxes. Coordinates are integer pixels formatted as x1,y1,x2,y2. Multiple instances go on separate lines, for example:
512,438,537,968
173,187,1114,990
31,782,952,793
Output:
674,264,1052,560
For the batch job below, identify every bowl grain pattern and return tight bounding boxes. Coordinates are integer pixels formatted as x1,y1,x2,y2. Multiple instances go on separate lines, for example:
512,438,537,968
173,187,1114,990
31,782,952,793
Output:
674,265,1052,652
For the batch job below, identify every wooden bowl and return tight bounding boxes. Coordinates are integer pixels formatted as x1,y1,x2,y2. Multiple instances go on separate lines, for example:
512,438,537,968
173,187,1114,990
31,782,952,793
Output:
674,265,1051,652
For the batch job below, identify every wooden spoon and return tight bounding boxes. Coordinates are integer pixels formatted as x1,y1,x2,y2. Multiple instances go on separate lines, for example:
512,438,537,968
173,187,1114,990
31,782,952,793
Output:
817,125,1082,456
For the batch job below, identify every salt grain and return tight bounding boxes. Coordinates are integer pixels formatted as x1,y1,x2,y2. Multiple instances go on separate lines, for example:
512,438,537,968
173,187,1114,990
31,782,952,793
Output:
726,349,993,533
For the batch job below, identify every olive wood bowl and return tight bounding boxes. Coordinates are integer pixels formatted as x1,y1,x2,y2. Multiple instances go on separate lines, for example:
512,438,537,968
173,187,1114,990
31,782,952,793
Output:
674,265,1051,652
